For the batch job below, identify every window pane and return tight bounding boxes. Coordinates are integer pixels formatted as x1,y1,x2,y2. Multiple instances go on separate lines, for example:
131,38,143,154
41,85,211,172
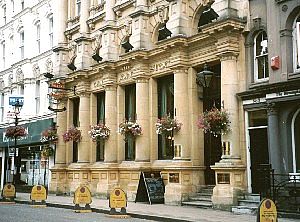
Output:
295,113,300,172
248,110,267,127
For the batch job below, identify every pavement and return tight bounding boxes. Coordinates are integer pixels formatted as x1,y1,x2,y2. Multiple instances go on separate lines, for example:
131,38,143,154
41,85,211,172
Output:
14,193,299,222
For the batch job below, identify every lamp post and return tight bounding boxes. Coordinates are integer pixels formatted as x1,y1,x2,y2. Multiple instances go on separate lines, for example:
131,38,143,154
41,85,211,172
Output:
12,99,23,185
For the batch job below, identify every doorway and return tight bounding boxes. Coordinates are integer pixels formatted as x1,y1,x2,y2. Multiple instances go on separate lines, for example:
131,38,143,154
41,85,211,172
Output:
249,128,269,193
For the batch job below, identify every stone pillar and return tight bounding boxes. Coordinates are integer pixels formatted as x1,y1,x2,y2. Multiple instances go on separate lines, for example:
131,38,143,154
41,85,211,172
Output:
53,0,67,45
167,0,190,36
104,85,118,163
135,78,150,162
105,0,115,22
267,103,282,173
220,55,240,160
78,93,90,163
53,0,69,75
211,54,245,209
79,0,90,34
173,68,190,160
130,12,152,49
55,108,67,166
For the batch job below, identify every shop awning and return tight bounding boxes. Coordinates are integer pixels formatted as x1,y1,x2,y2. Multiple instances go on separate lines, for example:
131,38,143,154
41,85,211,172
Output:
0,118,53,148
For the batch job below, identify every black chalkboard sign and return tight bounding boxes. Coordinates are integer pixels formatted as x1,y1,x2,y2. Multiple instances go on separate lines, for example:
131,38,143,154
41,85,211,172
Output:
135,172,164,204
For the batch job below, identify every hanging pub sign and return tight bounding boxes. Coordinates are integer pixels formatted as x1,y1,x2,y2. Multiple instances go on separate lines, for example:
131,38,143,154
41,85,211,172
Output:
1,183,16,202
73,185,92,213
30,185,47,207
257,198,277,222
109,188,128,217
135,172,165,204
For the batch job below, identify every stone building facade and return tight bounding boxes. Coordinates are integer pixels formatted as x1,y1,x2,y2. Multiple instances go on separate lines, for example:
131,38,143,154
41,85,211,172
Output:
0,0,56,190
238,0,300,194
50,0,249,207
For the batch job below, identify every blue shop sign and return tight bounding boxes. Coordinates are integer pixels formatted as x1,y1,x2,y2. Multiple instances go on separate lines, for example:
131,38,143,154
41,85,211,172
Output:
9,96,24,106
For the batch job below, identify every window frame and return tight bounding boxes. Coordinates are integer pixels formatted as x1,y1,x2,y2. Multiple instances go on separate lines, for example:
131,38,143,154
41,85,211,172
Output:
19,31,24,59
2,41,5,69
3,5,6,25
36,23,41,53
76,0,81,16
35,80,40,114
49,17,53,47
96,92,105,162
293,15,300,73
254,31,269,82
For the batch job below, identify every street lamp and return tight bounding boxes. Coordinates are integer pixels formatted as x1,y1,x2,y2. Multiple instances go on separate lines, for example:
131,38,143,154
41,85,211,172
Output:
196,63,214,88
12,99,23,185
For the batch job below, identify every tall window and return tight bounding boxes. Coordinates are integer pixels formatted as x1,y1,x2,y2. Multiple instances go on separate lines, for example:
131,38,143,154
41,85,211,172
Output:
254,31,269,81
76,0,81,16
3,5,6,24
0,93,4,122
20,31,24,59
11,0,14,13
96,92,105,161
72,98,80,163
19,84,24,95
49,17,53,47
21,0,24,10
292,109,300,173
2,42,5,69
36,23,40,53
125,84,136,161
293,16,300,72
35,80,40,114
157,75,174,160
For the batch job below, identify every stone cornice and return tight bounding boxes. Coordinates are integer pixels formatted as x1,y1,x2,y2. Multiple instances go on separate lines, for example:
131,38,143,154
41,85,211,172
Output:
113,0,135,14
275,0,292,4
52,44,69,52
74,35,93,43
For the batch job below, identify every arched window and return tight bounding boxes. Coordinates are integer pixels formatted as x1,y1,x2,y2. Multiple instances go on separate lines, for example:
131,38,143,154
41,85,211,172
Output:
36,22,41,53
292,14,300,72
254,31,269,82
19,31,24,59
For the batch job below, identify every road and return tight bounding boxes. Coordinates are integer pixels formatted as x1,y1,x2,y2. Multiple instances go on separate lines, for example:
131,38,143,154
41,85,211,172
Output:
0,204,155,222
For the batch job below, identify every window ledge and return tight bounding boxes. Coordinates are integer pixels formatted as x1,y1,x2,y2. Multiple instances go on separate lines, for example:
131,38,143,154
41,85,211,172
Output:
249,80,269,89
288,71,300,79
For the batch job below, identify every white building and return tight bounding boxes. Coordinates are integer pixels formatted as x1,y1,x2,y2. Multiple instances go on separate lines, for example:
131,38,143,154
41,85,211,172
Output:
0,0,56,191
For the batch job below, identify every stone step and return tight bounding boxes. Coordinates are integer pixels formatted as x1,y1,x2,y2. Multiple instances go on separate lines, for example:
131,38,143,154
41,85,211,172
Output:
239,194,260,201
238,199,260,208
189,196,211,202
194,192,212,197
232,206,257,215
182,201,213,208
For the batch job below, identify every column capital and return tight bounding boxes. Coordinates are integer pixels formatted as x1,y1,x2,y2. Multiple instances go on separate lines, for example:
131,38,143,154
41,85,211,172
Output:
171,66,188,74
77,91,91,98
219,53,238,61
267,102,278,115
104,84,117,91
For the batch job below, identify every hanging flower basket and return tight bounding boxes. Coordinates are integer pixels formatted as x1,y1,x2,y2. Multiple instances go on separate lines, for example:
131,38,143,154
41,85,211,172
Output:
197,107,230,137
62,126,81,143
88,123,110,141
118,120,142,139
41,145,54,157
5,126,27,139
155,115,182,135
41,127,58,143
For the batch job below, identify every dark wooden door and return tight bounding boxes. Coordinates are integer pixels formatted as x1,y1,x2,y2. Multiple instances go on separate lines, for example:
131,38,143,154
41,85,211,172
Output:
249,128,269,193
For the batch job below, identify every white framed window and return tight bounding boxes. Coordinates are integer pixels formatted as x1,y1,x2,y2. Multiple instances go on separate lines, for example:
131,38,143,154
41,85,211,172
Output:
76,0,81,16
19,84,24,95
3,5,6,24
49,17,53,47
36,23,41,53
21,0,24,10
0,93,4,122
254,31,269,82
11,0,14,13
2,42,5,69
35,80,40,114
10,35,14,62
293,15,300,72
20,31,24,59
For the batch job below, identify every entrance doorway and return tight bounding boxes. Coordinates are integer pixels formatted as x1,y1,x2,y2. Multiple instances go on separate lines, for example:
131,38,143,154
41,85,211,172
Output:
203,64,222,185
249,127,269,193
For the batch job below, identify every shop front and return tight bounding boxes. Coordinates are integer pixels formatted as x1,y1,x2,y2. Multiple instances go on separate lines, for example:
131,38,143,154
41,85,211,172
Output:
0,118,54,191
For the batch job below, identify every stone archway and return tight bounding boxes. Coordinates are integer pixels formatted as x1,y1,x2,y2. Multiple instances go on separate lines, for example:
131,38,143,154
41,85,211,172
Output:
292,108,300,173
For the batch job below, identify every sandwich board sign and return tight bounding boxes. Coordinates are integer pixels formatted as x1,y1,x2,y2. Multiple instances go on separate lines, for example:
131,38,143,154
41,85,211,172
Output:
30,185,47,207
257,198,277,222
73,185,92,213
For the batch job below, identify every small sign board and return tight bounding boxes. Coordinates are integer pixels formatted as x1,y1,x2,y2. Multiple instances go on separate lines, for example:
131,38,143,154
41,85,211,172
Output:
135,172,165,204
9,96,24,106
30,185,47,207
257,198,277,222
2,184,16,200
73,186,92,213
109,188,127,216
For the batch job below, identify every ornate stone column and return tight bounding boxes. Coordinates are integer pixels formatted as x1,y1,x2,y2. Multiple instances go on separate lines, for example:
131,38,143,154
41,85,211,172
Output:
135,77,150,162
167,0,190,36
104,84,118,163
55,107,67,166
173,67,190,160
211,53,245,209
77,91,90,163
79,0,90,34
53,0,69,75
267,103,282,173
